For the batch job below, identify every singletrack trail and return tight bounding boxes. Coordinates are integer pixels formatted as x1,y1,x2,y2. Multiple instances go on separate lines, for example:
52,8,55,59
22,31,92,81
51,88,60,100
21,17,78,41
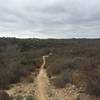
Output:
35,54,82,100
6,53,83,100
36,55,50,100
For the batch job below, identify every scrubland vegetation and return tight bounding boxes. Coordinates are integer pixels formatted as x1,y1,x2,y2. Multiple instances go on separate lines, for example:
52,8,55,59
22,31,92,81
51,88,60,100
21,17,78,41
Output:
46,39,100,96
0,37,100,98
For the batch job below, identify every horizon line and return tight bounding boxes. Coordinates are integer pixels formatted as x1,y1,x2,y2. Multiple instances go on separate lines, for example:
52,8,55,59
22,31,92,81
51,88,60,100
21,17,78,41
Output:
0,36,100,40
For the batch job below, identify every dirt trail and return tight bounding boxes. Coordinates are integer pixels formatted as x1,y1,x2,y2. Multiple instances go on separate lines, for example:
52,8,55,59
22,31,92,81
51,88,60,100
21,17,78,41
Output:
6,55,51,100
36,55,50,100
6,53,82,100
35,54,81,100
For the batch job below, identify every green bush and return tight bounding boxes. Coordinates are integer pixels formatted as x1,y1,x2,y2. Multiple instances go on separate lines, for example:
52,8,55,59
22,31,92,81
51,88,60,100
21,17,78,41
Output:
26,95,33,100
16,95,23,100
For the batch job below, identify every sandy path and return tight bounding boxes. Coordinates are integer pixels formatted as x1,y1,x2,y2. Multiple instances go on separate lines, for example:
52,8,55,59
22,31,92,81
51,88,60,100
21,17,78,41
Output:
36,55,50,100
35,54,80,100
6,54,51,100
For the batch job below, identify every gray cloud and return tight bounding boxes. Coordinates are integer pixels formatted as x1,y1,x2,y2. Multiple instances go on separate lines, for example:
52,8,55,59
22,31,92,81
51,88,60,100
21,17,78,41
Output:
0,0,100,38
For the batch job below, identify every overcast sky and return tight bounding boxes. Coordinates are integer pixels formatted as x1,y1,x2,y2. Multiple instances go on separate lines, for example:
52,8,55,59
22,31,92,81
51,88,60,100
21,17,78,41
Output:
0,0,100,38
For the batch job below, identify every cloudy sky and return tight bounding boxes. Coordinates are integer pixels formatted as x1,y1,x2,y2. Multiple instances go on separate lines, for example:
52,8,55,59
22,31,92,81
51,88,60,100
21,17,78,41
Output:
0,0,100,38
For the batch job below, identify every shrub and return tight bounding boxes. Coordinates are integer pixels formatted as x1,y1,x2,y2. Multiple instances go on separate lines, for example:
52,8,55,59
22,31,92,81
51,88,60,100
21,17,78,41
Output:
0,90,11,100
26,95,33,100
16,95,23,100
